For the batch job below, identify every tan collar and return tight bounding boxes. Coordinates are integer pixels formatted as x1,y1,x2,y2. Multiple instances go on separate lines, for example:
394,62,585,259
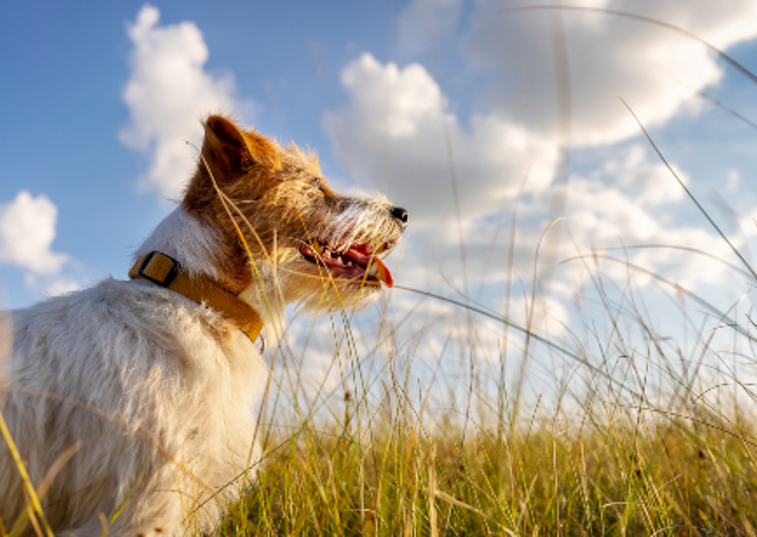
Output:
128,251,264,344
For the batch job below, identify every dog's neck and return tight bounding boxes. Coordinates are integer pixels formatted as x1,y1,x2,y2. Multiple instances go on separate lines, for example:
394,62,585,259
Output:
134,208,286,333
135,208,225,281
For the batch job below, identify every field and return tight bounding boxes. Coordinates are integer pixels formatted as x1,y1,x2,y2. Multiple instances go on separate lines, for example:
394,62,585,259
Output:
210,260,757,536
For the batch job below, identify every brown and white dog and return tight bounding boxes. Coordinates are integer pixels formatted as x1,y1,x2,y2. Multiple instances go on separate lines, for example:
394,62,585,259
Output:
0,115,407,535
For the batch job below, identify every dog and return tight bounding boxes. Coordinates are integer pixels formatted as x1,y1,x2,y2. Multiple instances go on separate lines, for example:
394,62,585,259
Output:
0,115,407,535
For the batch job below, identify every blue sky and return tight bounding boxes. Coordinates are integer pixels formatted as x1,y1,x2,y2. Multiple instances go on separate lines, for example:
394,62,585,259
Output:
4,1,757,403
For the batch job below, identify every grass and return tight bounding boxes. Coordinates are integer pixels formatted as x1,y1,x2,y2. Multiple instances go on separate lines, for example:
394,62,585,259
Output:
212,292,757,536
227,415,757,535
8,253,757,536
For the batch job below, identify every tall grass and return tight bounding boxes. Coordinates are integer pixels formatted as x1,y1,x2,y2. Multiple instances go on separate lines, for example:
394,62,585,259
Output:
229,412,757,535
213,251,757,536
209,247,757,537
216,276,757,535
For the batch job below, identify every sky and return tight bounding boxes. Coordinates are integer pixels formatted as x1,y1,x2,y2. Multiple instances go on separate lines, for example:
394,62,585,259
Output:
4,1,757,410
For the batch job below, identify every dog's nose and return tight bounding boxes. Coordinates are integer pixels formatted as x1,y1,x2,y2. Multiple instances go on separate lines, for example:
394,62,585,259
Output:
390,206,409,225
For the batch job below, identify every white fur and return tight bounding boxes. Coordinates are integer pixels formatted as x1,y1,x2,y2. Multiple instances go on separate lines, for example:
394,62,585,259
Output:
135,207,225,282
1,208,267,536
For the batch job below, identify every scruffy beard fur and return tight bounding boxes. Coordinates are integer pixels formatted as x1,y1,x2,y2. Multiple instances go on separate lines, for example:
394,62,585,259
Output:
0,115,406,535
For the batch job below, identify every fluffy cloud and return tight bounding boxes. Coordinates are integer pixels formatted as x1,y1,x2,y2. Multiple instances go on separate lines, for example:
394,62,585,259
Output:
605,144,689,205
0,191,67,275
464,0,757,146
326,2,757,297
322,47,748,355
558,173,729,289
325,53,560,229
120,4,252,201
0,192,83,300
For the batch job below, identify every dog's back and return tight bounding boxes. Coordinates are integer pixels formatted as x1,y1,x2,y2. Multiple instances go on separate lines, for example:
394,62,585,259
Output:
1,279,265,534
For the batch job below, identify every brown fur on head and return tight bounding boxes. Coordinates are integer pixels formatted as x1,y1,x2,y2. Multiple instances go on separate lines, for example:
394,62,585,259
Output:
182,115,406,313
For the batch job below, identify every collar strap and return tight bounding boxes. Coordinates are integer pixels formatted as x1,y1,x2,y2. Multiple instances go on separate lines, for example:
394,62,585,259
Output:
128,251,264,344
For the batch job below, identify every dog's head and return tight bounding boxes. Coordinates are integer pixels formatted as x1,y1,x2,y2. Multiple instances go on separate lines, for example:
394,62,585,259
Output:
182,115,407,312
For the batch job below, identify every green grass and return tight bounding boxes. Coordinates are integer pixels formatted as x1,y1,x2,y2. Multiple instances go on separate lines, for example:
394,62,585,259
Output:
212,282,757,536
216,376,757,536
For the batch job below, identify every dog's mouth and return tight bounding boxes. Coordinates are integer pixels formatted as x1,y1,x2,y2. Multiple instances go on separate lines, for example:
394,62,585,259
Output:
299,240,394,288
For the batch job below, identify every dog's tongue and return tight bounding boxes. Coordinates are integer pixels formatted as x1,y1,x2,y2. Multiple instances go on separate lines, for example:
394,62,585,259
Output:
370,256,394,288
346,244,394,288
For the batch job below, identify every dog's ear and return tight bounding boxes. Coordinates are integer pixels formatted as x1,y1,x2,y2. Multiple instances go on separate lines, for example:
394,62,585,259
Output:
200,115,281,179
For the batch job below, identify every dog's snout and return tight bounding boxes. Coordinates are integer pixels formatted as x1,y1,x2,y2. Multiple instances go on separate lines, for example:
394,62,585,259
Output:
390,206,409,225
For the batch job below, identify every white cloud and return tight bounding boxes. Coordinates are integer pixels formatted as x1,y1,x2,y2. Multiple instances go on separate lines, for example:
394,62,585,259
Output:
727,169,741,193
0,191,67,275
464,0,757,146
120,4,252,201
325,2,757,302
557,171,732,290
0,192,83,300
325,53,560,229
323,52,735,306
606,144,689,205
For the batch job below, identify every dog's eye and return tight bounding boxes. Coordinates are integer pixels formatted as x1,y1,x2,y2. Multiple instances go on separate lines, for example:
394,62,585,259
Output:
312,178,324,192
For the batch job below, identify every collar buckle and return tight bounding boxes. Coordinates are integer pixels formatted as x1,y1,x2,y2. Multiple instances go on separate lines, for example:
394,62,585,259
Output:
138,251,181,288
